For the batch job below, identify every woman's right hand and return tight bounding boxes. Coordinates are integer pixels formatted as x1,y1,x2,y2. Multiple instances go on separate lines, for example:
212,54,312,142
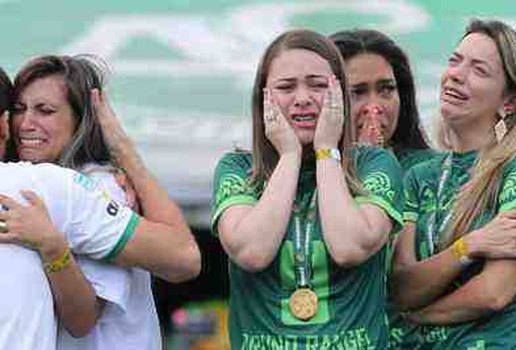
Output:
263,88,301,156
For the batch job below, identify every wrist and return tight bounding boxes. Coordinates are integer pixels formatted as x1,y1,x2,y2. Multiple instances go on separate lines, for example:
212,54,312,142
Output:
463,231,483,258
39,232,69,263
451,236,475,267
314,147,341,162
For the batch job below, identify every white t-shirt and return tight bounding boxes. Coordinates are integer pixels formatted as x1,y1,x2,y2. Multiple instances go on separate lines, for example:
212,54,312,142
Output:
0,162,137,350
58,165,161,350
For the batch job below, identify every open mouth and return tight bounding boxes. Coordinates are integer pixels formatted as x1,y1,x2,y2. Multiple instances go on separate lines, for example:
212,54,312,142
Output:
443,87,468,101
292,113,317,122
19,137,45,147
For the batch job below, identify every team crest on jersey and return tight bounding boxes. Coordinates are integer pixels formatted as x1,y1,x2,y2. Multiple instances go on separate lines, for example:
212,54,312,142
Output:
106,200,119,216
216,174,256,205
363,171,395,200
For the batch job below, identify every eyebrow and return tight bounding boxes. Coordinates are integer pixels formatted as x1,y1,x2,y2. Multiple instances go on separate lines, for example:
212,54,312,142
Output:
453,51,491,68
272,74,327,83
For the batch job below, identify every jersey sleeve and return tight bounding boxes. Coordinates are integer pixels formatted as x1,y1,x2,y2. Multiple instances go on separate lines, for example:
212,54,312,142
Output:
497,158,516,212
354,146,404,234
211,152,258,235
35,164,139,262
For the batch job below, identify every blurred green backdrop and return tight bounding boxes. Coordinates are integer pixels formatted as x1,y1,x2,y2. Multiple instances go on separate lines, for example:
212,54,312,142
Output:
2,0,514,227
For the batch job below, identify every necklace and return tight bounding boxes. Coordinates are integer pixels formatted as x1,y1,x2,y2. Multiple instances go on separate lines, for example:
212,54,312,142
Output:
289,190,318,321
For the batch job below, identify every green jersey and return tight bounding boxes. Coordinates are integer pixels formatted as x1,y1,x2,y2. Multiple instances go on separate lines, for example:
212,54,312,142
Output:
395,148,440,174
394,151,516,349
387,147,440,349
211,146,404,350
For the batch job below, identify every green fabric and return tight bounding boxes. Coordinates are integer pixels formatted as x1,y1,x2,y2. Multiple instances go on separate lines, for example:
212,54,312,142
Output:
211,146,404,350
395,148,441,174
390,152,516,349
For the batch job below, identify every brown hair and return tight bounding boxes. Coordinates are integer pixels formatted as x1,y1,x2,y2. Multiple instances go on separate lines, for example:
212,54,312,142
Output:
251,29,362,193
12,54,112,169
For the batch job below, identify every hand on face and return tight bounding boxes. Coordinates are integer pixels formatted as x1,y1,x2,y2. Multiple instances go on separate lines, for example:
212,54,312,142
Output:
91,88,130,154
263,88,301,156
0,190,67,254
356,104,386,147
313,75,344,150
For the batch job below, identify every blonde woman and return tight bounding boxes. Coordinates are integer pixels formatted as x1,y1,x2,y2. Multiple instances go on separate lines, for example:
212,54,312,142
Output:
391,19,516,349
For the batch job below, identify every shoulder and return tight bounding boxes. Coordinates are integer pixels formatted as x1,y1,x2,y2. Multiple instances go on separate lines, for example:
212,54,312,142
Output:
353,145,398,165
216,151,252,169
405,153,446,178
214,151,253,179
397,148,442,171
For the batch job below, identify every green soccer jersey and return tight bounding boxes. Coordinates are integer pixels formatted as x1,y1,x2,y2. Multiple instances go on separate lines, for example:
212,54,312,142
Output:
211,146,404,350
393,151,516,350
395,148,440,174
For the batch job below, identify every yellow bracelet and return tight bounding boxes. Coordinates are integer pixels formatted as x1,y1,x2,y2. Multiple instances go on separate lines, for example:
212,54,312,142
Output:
451,237,474,267
315,148,341,161
44,248,72,274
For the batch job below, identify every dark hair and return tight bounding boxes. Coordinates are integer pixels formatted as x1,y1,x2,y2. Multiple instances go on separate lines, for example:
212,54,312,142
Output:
12,54,111,169
0,67,12,114
330,29,429,152
251,29,363,194
0,68,16,161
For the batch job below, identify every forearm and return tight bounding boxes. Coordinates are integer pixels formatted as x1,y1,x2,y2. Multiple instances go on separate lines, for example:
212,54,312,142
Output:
220,152,301,271
41,237,103,337
116,219,200,282
316,158,389,266
112,137,190,231
390,246,463,311
406,259,516,325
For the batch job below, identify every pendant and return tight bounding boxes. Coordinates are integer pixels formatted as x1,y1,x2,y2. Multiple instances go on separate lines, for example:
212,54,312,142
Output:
289,288,318,321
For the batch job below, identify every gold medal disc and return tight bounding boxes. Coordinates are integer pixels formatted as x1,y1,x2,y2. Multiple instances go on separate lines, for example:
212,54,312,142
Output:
289,288,318,321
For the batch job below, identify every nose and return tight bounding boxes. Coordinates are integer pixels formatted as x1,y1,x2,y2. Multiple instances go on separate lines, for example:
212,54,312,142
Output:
446,63,467,84
293,86,312,108
15,109,37,132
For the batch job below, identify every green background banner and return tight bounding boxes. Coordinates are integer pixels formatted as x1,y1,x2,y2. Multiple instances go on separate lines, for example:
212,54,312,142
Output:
2,1,515,226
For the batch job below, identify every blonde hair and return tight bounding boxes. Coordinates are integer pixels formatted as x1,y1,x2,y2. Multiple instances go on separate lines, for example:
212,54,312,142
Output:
441,19,516,248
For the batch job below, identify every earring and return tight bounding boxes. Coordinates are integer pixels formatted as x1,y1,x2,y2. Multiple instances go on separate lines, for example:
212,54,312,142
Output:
495,117,507,143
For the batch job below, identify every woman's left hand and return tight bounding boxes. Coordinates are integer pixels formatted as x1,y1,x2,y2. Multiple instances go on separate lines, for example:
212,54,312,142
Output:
0,190,67,256
313,75,344,150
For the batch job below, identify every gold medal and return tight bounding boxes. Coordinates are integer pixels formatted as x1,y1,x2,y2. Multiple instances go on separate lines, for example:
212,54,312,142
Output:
289,288,318,321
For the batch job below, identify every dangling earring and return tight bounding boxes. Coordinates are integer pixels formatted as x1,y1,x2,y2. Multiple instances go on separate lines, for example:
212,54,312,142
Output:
495,106,511,143
495,116,507,143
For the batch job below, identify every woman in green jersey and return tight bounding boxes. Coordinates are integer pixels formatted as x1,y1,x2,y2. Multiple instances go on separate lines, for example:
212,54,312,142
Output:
330,29,436,172
211,29,404,349
391,19,516,349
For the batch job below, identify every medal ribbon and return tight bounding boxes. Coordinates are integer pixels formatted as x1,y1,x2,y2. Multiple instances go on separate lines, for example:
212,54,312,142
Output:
426,153,453,255
293,190,318,288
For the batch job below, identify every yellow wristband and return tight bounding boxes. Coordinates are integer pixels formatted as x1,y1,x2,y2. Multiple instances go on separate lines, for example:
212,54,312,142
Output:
315,148,341,161
451,237,474,267
44,248,72,274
